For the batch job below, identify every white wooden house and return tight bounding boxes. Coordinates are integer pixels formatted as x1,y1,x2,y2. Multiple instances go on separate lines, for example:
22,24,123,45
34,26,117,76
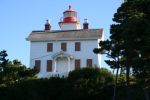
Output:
26,6,103,78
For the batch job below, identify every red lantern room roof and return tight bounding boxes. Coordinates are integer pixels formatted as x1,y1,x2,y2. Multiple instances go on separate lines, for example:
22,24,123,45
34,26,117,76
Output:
60,5,79,23
63,17,78,23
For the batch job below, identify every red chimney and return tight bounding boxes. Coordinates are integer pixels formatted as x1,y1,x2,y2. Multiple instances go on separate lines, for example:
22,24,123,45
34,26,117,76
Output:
83,19,89,29
45,20,51,31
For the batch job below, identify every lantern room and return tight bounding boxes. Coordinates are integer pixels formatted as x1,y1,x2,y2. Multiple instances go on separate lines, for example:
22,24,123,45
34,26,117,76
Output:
59,5,81,30
63,5,78,23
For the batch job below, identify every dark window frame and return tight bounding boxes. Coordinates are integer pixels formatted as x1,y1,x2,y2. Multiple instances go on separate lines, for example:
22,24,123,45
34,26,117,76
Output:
75,42,81,51
75,59,80,70
47,60,52,72
61,42,67,51
87,59,92,67
47,43,53,52
35,60,41,72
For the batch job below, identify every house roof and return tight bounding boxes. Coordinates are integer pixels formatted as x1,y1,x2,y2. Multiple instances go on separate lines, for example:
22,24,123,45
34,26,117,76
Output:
26,29,103,41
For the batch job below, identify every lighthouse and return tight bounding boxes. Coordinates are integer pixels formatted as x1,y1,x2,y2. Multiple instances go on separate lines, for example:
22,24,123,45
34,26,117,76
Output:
26,5,103,78
59,5,81,30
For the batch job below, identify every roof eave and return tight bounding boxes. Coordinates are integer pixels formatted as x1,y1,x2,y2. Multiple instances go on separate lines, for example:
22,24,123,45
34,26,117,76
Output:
27,38,100,42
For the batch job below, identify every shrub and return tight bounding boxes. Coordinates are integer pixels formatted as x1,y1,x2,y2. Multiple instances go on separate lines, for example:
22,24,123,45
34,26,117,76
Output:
66,67,115,100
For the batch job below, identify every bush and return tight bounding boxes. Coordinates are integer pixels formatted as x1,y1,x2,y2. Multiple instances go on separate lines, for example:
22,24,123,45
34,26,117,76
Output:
66,67,115,100
0,77,66,100
0,67,148,100
68,67,114,86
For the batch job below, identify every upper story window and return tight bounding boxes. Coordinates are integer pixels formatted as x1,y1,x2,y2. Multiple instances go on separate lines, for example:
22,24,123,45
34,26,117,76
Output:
75,42,81,51
61,43,67,51
47,43,53,52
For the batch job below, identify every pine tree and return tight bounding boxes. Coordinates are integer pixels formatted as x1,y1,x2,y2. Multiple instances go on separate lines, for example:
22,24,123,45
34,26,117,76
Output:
0,50,37,86
94,0,150,99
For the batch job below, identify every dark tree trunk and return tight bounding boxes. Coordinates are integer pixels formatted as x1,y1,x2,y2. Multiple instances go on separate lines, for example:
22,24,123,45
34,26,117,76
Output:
126,62,130,100
113,68,119,100
113,58,120,100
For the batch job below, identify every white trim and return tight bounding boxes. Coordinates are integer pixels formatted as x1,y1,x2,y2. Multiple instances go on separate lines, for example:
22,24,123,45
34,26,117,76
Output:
52,51,74,59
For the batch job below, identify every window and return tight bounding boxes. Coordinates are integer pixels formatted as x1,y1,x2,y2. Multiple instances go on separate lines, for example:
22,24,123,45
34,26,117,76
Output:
75,42,81,51
47,60,52,72
61,43,67,51
35,60,41,72
75,59,80,70
87,59,92,67
47,43,53,52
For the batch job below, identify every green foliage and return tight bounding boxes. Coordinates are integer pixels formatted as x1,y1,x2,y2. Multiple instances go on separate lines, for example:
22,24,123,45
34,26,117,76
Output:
0,68,115,100
0,67,149,100
68,67,114,86
0,50,8,70
0,50,37,87
94,0,150,85
117,74,126,85
0,77,66,100
113,0,150,83
94,1,150,99
67,67,114,100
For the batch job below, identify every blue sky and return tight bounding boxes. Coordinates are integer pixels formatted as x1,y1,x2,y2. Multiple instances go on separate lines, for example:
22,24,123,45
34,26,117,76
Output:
0,0,122,69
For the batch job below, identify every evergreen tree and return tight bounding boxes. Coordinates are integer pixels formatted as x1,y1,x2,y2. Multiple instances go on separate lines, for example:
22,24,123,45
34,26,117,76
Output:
0,50,8,71
94,0,150,99
94,0,150,85
0,50,37,86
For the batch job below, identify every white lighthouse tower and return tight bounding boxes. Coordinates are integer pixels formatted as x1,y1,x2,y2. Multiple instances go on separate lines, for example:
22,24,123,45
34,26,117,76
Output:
59,5,81,30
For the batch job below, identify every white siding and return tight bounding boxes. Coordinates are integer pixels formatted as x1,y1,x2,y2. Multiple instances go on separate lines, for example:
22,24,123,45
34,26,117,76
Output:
59,23,81,30
30,39,101,78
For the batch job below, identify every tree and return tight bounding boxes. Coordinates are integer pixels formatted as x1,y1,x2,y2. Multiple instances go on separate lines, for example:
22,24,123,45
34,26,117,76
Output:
0,50,37,86
68,67,114,85
94,38,124,100
112,0,150,87
67,67,114,100
0,50,8,71
0,50,9,85
94,0,150,99
94,0,150,85
6,59,37,80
